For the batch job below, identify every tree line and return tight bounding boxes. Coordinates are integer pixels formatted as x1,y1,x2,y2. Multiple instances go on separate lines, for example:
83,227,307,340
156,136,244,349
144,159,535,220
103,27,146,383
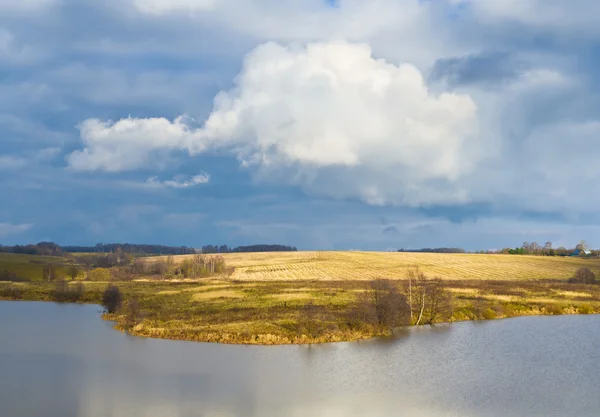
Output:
1,242,298,256
200,244,298,253
63,243,197,255
501,241,596,256
0,242,63,256
397,248,466,254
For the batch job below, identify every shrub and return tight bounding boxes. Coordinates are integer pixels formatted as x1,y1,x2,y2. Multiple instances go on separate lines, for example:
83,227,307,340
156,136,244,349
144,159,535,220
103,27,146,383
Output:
0,285,22,299
88,268,112,281
545,304,564,315
123,298,145,329
177,255,227,278
0,270,28,282
67,265,84,281
353,279,410,332
481,308,497,320
578,304,594,314
297,302,327,339
569,267,597,285
51,280,84,302
102,285,122,313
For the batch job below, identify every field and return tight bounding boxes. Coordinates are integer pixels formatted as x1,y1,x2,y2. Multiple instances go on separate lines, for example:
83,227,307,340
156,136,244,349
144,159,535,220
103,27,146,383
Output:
150,251,600,281
3,251,600,345
0,253,73,281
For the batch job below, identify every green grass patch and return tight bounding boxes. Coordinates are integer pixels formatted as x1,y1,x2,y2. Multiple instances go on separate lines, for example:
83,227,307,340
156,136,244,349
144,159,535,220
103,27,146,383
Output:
0,253,74,281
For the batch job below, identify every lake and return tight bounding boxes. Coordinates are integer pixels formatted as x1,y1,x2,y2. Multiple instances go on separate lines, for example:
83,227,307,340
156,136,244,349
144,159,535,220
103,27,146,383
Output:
1,301,599,417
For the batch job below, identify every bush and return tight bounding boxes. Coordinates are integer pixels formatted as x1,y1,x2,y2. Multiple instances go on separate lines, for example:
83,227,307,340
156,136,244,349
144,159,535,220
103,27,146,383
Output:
0,285,22,299
545,304,564,315
0,270,28,282
102,285,122,313
177,255,227,278
51,280,84,302
481,308,497,320
67,265,85,281
569,267,597,284
578,304,594,314
122,298,145,329
297,302,327,339
88,268,112,281
353,279,410,332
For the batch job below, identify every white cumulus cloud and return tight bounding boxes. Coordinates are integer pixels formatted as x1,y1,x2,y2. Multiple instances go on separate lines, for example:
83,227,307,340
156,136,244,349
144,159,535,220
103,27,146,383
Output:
67,116,206,172
68,41,479,206
146,173,210,188
133,0,218,14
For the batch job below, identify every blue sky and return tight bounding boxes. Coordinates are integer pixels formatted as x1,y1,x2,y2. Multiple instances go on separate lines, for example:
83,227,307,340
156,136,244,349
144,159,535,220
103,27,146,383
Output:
2,0,600,250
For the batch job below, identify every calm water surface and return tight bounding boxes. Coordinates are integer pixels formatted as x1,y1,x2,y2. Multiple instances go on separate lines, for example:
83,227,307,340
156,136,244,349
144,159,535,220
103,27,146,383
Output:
1,301,599,417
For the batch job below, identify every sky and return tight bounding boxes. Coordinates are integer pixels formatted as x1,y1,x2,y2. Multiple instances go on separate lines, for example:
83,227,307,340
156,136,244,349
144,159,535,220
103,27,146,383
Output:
1,0,600,251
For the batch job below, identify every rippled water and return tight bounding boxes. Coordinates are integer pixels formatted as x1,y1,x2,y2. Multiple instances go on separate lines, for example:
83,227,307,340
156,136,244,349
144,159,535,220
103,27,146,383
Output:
1,301,599,417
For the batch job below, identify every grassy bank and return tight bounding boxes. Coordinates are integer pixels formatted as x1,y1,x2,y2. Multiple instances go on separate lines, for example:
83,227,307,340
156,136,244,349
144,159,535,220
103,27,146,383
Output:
2,273,600,345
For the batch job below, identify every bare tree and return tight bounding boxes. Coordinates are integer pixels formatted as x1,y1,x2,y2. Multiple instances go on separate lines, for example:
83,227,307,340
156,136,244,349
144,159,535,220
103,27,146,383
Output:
67,265,81,280
43,264,57,281
406,268,455,325
425,278,454,324
298,302,325,339
123,298,145,329
356,279,410,332
569,267,597,284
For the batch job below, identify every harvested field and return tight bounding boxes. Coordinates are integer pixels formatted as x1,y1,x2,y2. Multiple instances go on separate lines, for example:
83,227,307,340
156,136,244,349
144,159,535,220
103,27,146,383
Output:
147,251,600,281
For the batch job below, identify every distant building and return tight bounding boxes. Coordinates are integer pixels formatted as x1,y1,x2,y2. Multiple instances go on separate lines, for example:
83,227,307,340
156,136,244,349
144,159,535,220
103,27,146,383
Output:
570,249,592,257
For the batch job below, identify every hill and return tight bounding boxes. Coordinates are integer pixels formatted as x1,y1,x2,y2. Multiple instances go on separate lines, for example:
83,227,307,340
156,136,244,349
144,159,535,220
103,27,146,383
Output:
0,253,73,281
150,251,600,281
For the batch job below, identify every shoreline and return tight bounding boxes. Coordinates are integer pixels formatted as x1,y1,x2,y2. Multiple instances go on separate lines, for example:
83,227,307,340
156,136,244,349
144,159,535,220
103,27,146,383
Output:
2,277,600,345
2,296,598,346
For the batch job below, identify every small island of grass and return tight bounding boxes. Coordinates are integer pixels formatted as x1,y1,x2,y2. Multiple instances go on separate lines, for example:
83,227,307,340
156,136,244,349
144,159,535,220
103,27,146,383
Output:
2,250,600,344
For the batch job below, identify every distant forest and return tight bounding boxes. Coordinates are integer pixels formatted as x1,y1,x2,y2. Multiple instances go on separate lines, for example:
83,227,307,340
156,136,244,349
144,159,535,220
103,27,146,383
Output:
63,243,197,255
0,242,64,256
0,242,297,256
397,248,467,254
200,244,298,253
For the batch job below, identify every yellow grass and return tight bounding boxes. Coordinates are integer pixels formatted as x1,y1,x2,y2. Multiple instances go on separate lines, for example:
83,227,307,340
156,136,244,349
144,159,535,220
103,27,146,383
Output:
150,251,600,281
270,293,312,301
191,290,245,301
555,290,592,298
156,290,181,295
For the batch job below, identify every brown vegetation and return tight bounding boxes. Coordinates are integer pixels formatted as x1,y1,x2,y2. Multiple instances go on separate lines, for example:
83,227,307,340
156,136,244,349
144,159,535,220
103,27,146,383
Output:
569,267,598,284
3,251,600,345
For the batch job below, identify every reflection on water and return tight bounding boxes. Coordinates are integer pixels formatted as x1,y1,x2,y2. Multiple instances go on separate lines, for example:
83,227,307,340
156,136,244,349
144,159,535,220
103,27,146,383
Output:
1,301,600,417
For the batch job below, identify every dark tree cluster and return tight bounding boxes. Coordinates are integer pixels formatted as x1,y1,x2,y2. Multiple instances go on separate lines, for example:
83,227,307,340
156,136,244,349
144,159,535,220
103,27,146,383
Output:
569,268,598,285
347,271,455,335
201,244,298,253
102,285,122,313
51,280,85,302
63,243,197,255
500,241,596,256
0,270,27,282
74,248,132,269
0,242,63,256
353,279,411,331
397,248,466,254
